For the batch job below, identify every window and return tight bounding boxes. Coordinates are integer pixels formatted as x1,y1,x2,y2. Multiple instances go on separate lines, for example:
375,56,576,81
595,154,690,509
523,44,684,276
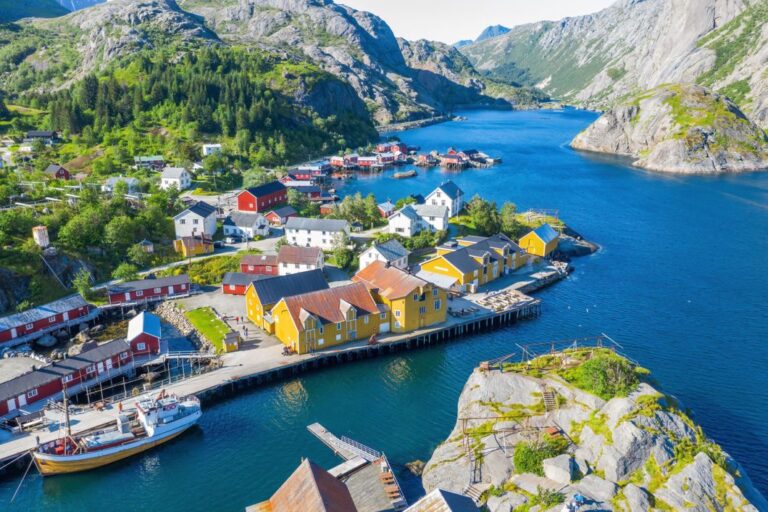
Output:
319,326,324,334
120,352,129,360
25,323,33,330
395,310,401,317
87,365,95,373
154,288,161,293
137,342,146,351
62,374,74,383
380,313,387,320
413,294,419,301
336,322,342,330
27,389,38,398
49,316,56,323
432,288,438,297
419,306,426,314
364,316,369,324
434,300,442,310
180,219,186,224
193,219,199,224
136,290,144,297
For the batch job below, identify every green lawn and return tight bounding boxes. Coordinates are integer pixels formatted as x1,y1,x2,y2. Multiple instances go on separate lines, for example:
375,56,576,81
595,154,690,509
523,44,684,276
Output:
184,307,228,352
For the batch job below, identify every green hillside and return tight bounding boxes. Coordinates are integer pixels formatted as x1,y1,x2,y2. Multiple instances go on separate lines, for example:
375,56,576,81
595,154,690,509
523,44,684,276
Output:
0,0,69,23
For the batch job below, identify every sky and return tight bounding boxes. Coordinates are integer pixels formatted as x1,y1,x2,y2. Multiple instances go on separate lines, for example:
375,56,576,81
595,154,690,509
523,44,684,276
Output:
340,0,616,43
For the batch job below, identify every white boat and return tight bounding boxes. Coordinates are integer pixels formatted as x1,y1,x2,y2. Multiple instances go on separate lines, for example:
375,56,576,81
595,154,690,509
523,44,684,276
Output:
32,391,202,476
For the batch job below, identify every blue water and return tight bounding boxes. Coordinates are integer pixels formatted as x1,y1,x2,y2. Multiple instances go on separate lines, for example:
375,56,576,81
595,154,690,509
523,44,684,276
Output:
3,109,768,510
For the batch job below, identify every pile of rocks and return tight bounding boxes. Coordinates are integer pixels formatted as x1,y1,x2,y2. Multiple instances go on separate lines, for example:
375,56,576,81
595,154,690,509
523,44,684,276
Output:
154,301,210,352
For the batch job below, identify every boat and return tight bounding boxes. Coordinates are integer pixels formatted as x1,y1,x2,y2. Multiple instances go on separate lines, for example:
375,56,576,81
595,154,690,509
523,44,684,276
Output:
393,170,417,179
31,390,202,476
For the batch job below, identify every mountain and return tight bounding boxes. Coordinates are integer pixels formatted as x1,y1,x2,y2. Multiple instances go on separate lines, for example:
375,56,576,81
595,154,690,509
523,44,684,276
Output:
453,39,473,49
475,24,509,42
571,84,768,174
461,0,768,129
0,0,69,22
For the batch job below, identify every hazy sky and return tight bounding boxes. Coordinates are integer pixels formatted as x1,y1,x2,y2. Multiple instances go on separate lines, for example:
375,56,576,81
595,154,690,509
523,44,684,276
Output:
340,0,616,43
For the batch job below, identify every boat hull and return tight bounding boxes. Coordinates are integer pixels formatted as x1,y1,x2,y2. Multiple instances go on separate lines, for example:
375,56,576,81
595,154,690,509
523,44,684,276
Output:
33,418,197,476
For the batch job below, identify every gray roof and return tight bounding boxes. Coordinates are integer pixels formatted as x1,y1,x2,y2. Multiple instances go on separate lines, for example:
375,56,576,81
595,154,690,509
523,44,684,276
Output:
414,204,449,219
0,295,90,331
107,275,189,294
406,489,480,512
285,217,349,232
393,205,422,222
433,180,463,199
223,272,266,287
269,205,297,217
44,164,66,175
105,176,139,187
369,239,409,262
249,269,329,306
162,167,188,179
533,223,559,243
224,212,267,228
441,249,481,274
176,201,216,220
0,340,131,402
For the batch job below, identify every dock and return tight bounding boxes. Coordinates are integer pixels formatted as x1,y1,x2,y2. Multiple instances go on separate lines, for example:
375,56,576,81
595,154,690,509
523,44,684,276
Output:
0,264,565,476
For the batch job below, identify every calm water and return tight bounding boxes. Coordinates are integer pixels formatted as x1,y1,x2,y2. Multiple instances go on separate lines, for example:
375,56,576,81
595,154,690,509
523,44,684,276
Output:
3,110,768,510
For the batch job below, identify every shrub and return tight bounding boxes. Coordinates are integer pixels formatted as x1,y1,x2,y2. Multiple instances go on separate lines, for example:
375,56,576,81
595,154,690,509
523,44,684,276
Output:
513,435,569,476
560,353,640,400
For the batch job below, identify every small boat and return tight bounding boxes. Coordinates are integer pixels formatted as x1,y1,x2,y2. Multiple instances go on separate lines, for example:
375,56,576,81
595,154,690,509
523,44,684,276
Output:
32,390,202,476
393,170,417,179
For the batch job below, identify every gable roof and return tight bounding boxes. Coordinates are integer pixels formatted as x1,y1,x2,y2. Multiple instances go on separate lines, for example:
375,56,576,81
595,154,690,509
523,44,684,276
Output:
176,201,216,220
431,180,463,200
279,245,323,266
531,223,559,244
285,217,349,232
127,312,161,342
241,254,279,267
223,272,267,288
44,164,67,175
353,261,428,300
405,489,479,512
367,239,408,262
243,181,286,198
280,283,378,331
161,167,188,179
249,459,357,512
268,206,298,218
249,269,329,306
107,275,189,295
440,248,482,274
377,200,396,214
392,205,421,223
0,294,90,331
414,204,449,219
224,211,268,228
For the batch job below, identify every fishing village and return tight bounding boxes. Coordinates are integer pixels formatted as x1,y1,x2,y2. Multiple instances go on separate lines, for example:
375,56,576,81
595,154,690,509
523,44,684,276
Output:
0,124,603,509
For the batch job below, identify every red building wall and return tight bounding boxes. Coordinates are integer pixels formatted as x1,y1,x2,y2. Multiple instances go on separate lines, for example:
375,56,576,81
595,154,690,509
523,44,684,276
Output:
0,305,92,344
130,333,160,356
237,189,288,213
240,263,278,275
222,284,247,296
108,283,188,305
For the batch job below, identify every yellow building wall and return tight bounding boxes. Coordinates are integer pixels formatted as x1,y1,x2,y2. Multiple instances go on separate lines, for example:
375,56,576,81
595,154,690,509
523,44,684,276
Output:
270,301,389,355
420,257,473,286
519,233,559,257
245,287,276,334
385,286,447,333
173,239,213,258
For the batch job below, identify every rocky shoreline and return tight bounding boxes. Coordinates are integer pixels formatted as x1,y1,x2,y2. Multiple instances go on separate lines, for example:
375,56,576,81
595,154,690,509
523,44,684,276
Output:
422,348,768,511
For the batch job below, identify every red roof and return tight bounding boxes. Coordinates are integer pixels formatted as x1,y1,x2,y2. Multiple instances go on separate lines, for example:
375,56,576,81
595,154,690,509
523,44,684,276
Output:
278,246,322,266
353,261,428,300
281,283,379,332
241,254,279,267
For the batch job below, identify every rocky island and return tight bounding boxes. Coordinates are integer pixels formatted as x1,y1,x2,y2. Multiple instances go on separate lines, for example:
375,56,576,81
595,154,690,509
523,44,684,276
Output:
422,346,768,511
571,84,768,174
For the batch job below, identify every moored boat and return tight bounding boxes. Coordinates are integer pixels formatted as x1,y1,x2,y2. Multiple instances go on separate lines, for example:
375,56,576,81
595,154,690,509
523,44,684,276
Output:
32,391,202,476
393,170,417,179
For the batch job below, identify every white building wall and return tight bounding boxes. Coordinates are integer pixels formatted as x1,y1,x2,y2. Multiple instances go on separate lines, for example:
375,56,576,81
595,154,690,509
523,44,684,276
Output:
285,228,344,250
359,249,408,270
175,213,217,238
387,214,418,237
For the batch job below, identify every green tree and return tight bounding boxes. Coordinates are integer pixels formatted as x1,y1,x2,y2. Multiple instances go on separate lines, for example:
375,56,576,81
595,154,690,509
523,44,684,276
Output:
287,187,309,214
112,263,139,282
127,243,152,267
0,91,9,119
363,193,380,228
332,232,353,270
58,209,104,251
467,195,501,236
104,215,138,253
72,268,93,299
500,202,521,237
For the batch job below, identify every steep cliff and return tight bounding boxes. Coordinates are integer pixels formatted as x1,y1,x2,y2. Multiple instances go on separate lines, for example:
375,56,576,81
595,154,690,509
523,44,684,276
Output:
423,348,768,511
571,84,768,174
461,0,768,129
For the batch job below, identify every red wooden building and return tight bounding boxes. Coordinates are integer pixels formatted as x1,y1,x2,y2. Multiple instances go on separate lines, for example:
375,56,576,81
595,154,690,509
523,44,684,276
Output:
357,156,379,168
127,312,161,356
0,294,95,346
264,206,297,226
375,142,407,154
0,340,133,416
330,155,359,169
240,254,279,275
222,272,266,295
44,164,71,181
106,275,190,306
237,181,287,213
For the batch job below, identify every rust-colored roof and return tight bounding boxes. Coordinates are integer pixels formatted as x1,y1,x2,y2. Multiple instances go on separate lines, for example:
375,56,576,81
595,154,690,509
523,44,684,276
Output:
282,283,379,331
241,254,279,267
353,261,428,300
278,245,323,266
248,459,357,512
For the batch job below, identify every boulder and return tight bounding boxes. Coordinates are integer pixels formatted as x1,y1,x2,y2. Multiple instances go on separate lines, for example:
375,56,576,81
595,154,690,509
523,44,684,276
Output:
623,484,652,512
542,454,574,484
597,422,655,482
486,492,527,512
575,475,618,502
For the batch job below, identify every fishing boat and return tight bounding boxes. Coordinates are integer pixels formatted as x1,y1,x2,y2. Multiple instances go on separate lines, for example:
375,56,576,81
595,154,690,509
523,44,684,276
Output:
31,390,202,476
393,170,417,179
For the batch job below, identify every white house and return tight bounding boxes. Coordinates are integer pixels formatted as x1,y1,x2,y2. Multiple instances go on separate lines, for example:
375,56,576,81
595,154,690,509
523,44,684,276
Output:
102,176,140,194
160,167,192,191
277,245,324,275
425,180,464,217
413,204,449,231
202,143,222,156
359,239,409,271
387,205,430,238
173,201,217,239
222,212,270,240
284,217,350,250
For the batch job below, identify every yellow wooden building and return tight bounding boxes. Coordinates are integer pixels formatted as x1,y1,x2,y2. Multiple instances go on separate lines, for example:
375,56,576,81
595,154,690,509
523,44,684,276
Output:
173,236,214,258
519,223,559,257
420,234,526,291
245,269,329,334
270,282,387,354
353,261,447,333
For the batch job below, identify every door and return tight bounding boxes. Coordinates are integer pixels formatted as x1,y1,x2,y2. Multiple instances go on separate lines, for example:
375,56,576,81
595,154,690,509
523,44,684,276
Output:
105,358,113,370
379,323,390,334
17,394,27,407
125,292,131,301
63,312,69,321
6,399,16,412
10,328,16,339
97,362,104,374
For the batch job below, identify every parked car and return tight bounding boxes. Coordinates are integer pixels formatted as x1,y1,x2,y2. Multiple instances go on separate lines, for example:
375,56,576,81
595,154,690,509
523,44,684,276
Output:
225,236,242,244
213,240,224,249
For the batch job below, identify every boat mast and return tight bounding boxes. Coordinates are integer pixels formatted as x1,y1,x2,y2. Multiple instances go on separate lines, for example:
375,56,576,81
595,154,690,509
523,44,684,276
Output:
62,386,72,439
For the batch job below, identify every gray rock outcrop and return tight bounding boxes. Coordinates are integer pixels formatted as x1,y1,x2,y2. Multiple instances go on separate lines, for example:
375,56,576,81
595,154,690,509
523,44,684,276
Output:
571,84,768,174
